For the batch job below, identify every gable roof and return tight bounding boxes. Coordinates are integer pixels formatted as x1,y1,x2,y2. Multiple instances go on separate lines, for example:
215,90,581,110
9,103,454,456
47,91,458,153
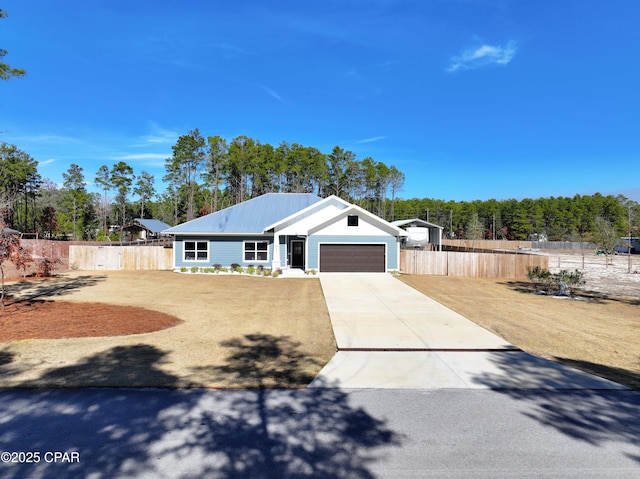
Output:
307,202,408,237
264,195,351,232
265,195,407,237
392,218,444,229
134,218,171,233
163,193,323,235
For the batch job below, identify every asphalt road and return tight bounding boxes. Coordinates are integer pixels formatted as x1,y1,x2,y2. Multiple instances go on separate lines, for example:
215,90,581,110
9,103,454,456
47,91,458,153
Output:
0,387,637,478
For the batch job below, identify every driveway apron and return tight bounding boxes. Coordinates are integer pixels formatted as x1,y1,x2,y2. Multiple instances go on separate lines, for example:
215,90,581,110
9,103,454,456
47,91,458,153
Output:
310,273,626,390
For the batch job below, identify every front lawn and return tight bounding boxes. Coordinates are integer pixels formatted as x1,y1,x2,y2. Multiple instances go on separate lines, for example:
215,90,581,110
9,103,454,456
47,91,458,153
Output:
398,274,640,389
0,271,336,388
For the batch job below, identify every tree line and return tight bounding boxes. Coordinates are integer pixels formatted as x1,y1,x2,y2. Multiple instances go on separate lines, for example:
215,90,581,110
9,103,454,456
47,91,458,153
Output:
163,129,405,224
0,136,637,243
0,132,405,240
393,194,639,242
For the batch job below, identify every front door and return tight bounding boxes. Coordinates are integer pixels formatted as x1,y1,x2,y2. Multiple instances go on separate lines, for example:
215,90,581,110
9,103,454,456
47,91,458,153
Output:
291,240,305,269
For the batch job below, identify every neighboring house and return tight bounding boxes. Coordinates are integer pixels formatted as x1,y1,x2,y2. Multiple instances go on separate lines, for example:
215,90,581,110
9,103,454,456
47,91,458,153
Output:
392,218,444,251
122,218,172,241
163,193,407,272
614,237,640,254
1,227,21,236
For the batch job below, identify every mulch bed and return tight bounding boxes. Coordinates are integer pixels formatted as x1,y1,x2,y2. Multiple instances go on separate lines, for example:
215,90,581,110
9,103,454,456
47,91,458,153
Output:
0,300,181,342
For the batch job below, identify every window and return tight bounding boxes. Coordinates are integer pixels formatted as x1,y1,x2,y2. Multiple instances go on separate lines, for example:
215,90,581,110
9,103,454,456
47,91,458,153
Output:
347,215,359,227
184,241,208,261
244,241,269,262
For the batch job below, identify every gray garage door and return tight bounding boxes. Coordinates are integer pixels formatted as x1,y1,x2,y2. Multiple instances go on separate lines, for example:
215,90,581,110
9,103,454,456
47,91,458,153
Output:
319,244,385,272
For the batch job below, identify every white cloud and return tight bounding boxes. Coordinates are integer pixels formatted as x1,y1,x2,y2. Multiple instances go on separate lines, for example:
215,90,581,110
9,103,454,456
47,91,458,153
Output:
137,123,180,146
260,85,285,103
14,133,80,145
447,41,517,72
111,153,168,161
356,136,387,144
211,42,249,57
38,158,56,166
140,135,173,145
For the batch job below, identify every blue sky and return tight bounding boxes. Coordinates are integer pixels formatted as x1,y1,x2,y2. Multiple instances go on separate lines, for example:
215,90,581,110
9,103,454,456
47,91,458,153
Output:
1,0,639,202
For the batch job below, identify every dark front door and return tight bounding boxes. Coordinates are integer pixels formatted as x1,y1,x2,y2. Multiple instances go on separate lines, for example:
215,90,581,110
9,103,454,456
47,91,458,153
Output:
291,240,305,268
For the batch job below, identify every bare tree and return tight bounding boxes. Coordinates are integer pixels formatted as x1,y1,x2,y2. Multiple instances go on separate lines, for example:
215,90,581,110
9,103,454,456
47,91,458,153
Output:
134,171,155,218
205,136,228,213
0,217,27,309
388,166,405,222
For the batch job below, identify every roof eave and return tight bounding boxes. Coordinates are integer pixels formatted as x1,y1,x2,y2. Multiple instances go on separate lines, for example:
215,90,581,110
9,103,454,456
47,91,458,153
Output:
165,231,273,236
307,205,408,236
263,194,343,232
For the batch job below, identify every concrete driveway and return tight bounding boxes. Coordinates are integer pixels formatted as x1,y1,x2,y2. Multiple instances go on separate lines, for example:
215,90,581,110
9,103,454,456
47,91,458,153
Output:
310,273,626,390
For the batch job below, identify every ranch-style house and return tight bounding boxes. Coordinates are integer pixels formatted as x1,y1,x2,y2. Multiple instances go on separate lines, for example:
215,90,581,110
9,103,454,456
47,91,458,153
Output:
163,193,407,272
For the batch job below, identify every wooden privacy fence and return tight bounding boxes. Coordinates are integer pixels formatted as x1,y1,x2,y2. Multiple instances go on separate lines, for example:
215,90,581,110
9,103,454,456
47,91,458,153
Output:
443,239,597,251
70,245,173,271
21,239,70,260
442,239,531,250
400,250,548,278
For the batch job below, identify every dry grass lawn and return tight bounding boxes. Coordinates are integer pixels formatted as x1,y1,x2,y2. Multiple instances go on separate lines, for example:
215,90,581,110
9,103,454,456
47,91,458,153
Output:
0,271,336,388
3,269,638,390
398,274,640,389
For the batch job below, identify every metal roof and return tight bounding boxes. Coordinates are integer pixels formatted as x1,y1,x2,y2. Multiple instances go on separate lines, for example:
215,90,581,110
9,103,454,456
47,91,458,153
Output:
392,218,444,229
134,218,171,233
163,193,323,234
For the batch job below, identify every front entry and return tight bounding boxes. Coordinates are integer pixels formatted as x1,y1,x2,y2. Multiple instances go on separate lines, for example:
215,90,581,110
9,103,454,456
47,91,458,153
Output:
290,240,305,269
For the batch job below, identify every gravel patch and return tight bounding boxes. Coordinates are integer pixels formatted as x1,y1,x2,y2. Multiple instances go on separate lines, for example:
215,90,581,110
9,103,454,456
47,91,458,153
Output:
545,253,640,299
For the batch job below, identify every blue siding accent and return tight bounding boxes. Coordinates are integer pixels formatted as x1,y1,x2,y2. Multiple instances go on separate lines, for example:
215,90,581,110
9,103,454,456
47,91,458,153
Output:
307,235,399,270
174,235,273,268
174,239,182,267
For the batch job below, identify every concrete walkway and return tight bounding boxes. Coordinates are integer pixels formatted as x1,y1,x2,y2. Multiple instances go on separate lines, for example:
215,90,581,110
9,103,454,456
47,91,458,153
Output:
310,273,626,390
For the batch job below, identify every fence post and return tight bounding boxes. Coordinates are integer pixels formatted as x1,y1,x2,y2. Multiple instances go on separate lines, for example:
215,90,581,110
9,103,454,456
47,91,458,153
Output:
446,251,449,276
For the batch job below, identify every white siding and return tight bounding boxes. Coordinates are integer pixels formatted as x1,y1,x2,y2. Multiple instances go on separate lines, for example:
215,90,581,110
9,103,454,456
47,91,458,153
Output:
313,214,394,236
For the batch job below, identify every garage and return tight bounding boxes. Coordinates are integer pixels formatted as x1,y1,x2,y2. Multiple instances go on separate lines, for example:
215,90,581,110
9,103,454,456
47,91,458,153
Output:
319,244,386,272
